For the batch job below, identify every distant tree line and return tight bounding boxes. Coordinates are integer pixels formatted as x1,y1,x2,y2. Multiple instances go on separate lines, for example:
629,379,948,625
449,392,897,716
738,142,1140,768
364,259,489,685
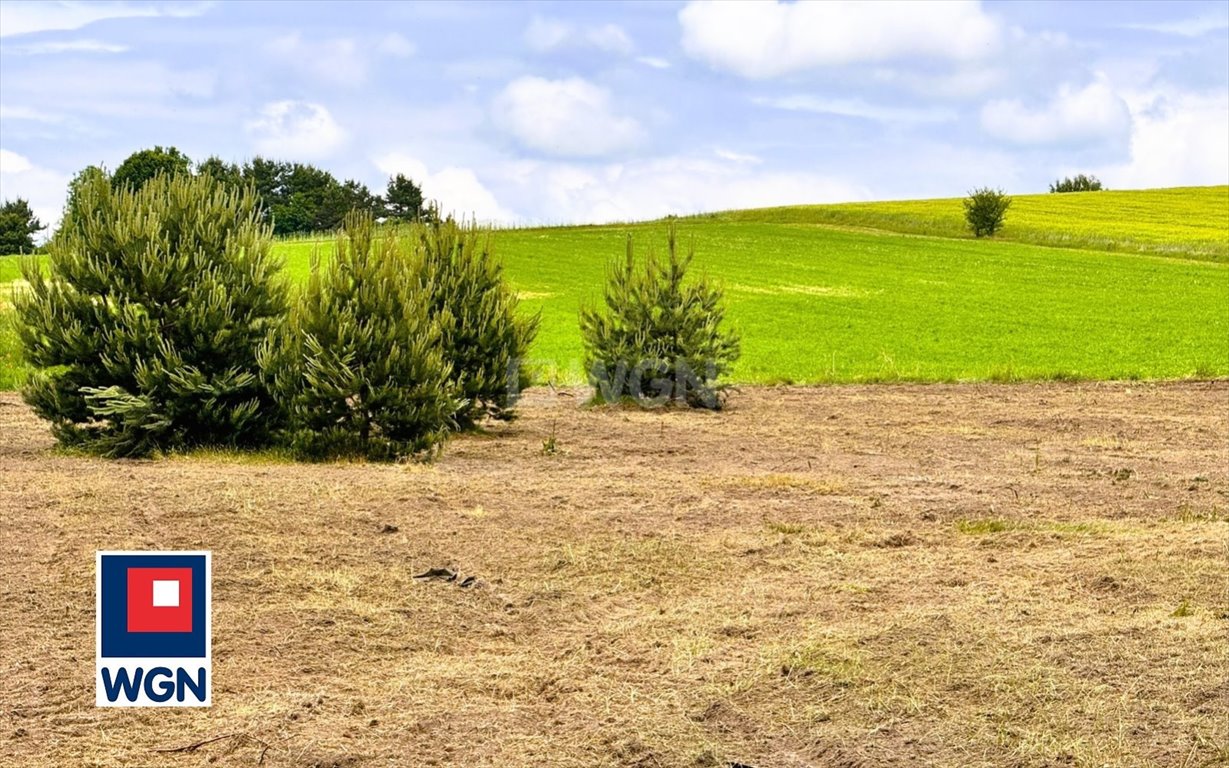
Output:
1050,174,1104,193
63,145,430,238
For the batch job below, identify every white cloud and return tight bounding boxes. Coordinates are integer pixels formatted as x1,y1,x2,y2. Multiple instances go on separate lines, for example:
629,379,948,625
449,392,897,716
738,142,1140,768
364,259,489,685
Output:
679,0,1000,78
492,76,642,158
0,1,210,38
758,95,957,123
1121,9,1229,37
636,56,670,69
0,149,70,236
524,16,634,55
1094,89,1229,189
6,39,129,54
375,152,515,223
377,33,415,58
980,76,1131,146
0,149,34,175
246,101,346,159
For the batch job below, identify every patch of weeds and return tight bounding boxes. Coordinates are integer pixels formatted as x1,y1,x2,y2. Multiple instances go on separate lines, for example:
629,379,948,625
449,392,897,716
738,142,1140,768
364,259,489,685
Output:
957,518,1018,535
541,419,559,455
1044,521,1111,536
1110,467,1134,482
1173,504,1228,523
765,520,806,535
779,643,862,687
876,531,916,547
1171,600,1193,618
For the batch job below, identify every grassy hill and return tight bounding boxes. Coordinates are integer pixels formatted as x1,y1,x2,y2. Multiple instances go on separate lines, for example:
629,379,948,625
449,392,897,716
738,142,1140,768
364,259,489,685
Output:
711,185,1229,261
2,185,1227,389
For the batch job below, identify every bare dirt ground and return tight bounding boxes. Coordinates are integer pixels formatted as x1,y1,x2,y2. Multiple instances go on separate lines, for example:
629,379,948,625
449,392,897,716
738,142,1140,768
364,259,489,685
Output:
1,382,1226,768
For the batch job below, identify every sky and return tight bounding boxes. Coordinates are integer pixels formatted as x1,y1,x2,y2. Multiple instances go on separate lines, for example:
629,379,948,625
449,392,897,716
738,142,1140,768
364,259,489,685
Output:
1,0,1227,230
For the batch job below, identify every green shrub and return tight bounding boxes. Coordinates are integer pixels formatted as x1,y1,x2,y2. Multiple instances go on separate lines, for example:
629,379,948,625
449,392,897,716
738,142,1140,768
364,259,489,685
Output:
15,172,288,457
964,187,1012,237
1050,174,1104,193
580,224,739,409
260,212,458,461
415,219,539,427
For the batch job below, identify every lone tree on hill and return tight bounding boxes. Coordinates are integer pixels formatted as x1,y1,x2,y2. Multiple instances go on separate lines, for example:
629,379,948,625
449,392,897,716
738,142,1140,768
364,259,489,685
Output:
963,187,1012,238
0,198,44,254
15,172,288,457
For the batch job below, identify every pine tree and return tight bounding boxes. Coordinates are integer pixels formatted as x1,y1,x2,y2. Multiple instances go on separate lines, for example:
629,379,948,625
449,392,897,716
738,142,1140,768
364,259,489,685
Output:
260,212,459,460
415,219,539,427
384,174,425,222
0,198,44,254
14,172,287,457
580,223,739,409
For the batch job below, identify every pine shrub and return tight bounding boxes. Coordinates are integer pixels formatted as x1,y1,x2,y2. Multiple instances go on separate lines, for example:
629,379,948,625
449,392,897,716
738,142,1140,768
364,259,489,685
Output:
415,219,539,427
580,224,739,409
964,187,1012,237
260,212,458,461
15,172,287,457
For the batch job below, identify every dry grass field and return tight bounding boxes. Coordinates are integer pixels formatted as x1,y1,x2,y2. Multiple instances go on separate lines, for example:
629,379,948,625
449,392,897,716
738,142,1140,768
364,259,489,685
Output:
1,383,1226,768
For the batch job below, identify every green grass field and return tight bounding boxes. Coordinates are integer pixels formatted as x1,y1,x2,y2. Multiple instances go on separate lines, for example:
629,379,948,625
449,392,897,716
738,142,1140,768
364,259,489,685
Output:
2,185,1227,390
715,186,1229,261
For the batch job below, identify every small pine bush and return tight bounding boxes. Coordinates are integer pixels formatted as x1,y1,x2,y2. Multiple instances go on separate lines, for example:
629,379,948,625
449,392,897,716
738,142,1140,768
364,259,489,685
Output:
1050,174,1104,193
964,187,1012,237
260,212,458,461
580,224,739,409
15,172,287,457
415,219,539,427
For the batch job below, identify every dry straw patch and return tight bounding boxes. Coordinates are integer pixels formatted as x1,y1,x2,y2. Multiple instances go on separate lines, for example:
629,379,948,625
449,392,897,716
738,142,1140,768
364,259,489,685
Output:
1,381,1227,767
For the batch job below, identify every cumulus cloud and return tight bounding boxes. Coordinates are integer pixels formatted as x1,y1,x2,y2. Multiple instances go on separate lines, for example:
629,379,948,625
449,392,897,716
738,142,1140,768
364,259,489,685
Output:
0,1,211,38
980,76,1131,146
375,152,515,223
246,101,346,158
758,95,957,123
1095,89,1229,189
492,76,642,158
679,0,1000,78
525,16,634,55
0,148,70,235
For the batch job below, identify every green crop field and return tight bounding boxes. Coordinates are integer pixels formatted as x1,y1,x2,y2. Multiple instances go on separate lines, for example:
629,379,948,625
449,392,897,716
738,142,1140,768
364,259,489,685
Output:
2,185,1227,390
716,185,1229,261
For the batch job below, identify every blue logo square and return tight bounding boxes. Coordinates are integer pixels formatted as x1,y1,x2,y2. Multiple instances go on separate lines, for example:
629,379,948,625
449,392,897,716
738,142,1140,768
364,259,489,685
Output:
99,553,209,658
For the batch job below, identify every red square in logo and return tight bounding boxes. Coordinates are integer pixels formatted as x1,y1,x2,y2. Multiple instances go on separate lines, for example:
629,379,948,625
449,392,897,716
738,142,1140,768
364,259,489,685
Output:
127,568,193,633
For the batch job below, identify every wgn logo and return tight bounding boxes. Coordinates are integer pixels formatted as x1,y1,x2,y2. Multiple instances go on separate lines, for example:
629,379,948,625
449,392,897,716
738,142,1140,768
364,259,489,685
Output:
96,551,211,707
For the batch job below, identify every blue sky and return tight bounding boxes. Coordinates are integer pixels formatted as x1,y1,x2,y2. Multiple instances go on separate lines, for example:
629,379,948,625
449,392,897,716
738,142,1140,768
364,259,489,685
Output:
1,0,1226,229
